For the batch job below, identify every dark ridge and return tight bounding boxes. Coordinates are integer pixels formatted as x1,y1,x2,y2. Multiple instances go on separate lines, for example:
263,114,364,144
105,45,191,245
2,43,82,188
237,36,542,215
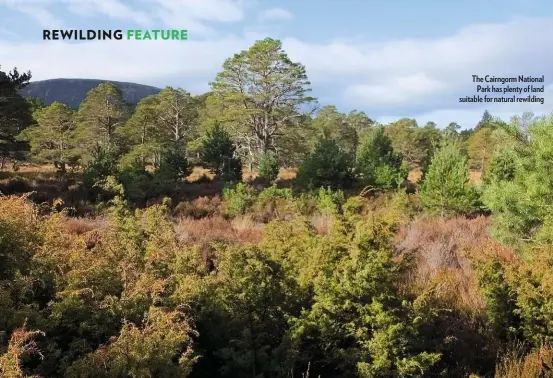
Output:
19,78,162,108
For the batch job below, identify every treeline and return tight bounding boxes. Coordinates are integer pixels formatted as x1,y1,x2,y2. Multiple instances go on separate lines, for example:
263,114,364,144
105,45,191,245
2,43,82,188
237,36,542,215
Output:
2,38,502,206
2,37,553,378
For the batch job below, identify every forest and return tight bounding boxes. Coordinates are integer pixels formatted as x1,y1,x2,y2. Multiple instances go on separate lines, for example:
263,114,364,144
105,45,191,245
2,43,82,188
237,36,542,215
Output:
1,37,553,378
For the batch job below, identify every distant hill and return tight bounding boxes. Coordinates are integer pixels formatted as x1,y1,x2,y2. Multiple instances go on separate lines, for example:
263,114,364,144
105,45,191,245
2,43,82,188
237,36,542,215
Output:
19,78,162,108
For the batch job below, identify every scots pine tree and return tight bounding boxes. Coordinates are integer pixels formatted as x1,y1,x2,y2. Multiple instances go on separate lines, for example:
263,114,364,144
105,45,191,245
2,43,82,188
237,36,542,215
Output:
420,141,477,216
200,122,242,181
482,112,553,244
356,126,407,190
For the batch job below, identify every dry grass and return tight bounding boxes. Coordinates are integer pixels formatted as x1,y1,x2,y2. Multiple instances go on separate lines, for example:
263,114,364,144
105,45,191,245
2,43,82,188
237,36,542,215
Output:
186,167,214,182
173,196,222,219
173,215,263,246
308,213,333,235
471,170,482,184
495,344,553,378
408,169,423,183
61,216,109,235
396,216,515,310
278,168,297,181
408,168,482,185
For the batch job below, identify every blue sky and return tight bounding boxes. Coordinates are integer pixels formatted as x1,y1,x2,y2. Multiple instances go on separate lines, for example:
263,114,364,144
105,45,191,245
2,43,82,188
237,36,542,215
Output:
1,0,552,129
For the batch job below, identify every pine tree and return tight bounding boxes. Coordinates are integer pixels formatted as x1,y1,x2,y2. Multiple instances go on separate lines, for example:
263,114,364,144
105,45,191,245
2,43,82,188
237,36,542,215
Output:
296,137,354,189
482,112,553,244
420,141,477,216
356,126,407,190
200,122,242,180
76,82,129,149
17,101,79,173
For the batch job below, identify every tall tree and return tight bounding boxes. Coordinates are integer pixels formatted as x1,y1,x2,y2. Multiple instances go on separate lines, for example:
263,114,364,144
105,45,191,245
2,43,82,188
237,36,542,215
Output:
420,141,477,216
482,112,553,244
311,105,357,156
76,82,129,148
475,110,493,131
117,94,162,167
17,101,79,173
210,38,316,169
467,127,496,171
443,122,461,141
356,126,407,190
153,87,198,149
385,118,436,170
200,121,242,180
0,65,33,166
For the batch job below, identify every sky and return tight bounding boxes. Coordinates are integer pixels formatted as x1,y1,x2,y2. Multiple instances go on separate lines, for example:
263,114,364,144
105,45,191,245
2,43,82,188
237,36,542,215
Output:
0,0,552,129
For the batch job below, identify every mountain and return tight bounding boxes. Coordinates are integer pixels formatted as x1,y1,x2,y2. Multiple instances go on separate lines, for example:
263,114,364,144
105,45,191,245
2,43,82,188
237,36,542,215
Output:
19,78,162,108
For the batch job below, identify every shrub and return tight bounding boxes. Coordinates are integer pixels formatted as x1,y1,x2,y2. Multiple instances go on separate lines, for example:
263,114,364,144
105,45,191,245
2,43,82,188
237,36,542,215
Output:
222,182,256,218
257,151,279,183
173,196,221,219
316,186,345,215
252,185,295,222
200,122,242,181
6,175,29,193
342,195,367,219
296,137,354,190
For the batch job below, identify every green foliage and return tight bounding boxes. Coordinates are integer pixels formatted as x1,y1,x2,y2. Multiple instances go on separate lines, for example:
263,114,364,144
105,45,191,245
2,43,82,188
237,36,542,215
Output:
467,127,496,170
152,87,199,149
310,105,360,157
222,182,256,217
257,150,279,182
294,220,441,377
200,122,241,181
76,82,129,147
474,256,520,342
65,308,197,378
385,118,441,171
117,163,153,204
357,126,407,190
83,143,119,190
296,137,354,190
151,148,191,195
420,141,478,216
482,112,553,244
210,37,316,168
482,145,517,184
316,186,345,215
0,65,34,162
17,101,79,173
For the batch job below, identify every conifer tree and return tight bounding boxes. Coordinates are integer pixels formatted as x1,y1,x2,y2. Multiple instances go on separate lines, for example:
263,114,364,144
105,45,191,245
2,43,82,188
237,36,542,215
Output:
420,141,477,216
76,82,129,149
356,126,407,190
200,122,241,180
18,101,79,173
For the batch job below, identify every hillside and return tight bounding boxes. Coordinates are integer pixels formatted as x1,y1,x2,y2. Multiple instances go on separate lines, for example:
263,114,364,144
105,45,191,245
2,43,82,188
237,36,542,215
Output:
19,78,161,108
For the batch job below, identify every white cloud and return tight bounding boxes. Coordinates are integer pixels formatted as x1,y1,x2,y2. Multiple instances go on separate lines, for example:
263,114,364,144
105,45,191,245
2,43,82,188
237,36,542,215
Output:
4,4,64,28
345,73,447,106
64,0,153,26
0,2,551,129
1,0,248,36
258,7,293,22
